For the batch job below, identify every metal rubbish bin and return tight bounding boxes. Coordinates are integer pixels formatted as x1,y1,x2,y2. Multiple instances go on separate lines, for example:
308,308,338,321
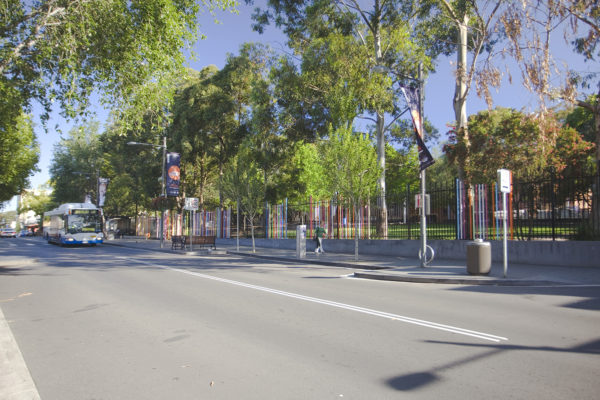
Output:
466,239,491,275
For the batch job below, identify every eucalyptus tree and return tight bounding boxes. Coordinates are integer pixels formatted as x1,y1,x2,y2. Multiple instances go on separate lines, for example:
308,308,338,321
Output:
270,56,332,143
496,0,599,232
499,0,599,174
434,1,504,126
215,44,278,204
215,43,293,204
250,0,434,238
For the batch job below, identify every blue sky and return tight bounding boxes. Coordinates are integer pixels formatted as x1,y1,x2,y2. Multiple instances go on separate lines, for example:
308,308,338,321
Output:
4,0,595,211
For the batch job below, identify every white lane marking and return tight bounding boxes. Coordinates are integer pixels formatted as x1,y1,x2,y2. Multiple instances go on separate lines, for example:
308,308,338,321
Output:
124,257,508,343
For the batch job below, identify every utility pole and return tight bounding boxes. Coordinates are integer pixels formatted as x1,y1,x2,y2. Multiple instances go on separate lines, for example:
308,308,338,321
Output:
418,63,428,268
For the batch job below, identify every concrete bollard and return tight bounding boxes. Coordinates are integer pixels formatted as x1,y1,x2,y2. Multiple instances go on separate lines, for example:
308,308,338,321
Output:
296,225,306,259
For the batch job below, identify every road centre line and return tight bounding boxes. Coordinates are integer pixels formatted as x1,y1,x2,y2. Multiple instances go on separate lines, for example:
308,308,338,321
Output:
124,257,508,343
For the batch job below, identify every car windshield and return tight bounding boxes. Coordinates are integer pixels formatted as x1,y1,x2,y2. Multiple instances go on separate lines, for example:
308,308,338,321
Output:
67,210,101,234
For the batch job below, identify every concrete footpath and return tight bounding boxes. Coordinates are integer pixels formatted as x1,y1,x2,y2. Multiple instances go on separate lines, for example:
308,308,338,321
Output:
105,237,600,287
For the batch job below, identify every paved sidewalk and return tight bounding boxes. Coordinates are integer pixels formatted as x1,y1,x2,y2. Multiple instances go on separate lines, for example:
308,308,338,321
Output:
104,237,600,287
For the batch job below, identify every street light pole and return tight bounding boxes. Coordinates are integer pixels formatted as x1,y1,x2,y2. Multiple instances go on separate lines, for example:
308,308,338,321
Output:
374,62,431,266
418,63,427,268
160,135,167,249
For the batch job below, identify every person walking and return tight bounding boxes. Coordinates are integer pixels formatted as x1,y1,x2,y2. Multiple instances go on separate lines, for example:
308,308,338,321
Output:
314,223,326,253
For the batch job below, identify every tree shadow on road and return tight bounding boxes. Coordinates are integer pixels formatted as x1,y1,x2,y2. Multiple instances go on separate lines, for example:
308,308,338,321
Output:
450,285,600,311
384,337,600,392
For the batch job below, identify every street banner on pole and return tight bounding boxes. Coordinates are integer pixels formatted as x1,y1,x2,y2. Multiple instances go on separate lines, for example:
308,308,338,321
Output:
98,178,109,206
166,152,181,197
401,86,435,171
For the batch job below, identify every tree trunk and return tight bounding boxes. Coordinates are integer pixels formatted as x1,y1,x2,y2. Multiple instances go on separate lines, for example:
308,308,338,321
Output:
593,101,600,236
578,91,600,237
455,15,470,181
373,4,387,239
354,201,360,261
251,218,256,253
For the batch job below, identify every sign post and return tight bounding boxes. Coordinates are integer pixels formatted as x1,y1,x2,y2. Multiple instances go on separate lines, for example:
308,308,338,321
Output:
497,169,511,278
185,197,199,251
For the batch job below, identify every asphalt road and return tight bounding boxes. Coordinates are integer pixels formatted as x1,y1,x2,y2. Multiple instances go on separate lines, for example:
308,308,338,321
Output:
1,237,599,399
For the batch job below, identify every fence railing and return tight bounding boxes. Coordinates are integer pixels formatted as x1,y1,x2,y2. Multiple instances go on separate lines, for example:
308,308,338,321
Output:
125,174,599,241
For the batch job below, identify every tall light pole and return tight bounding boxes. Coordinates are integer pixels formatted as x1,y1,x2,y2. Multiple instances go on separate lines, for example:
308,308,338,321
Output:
417,63,428,268
127,137,167,248
375,63,431,267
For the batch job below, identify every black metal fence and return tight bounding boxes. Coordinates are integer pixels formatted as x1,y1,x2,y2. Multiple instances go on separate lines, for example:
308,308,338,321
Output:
511,174,599,240
234,174,599,241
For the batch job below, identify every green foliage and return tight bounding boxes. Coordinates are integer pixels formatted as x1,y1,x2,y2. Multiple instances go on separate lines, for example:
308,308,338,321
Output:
562,97,597,144
289,141,328,202
49,121,103,204
102,174,135,216
221,142,265,212
388,117,440,151
19,185,55,218
385,144,420,195
100,121,163,216
0,111,39,202
271,57,330,142
321,126,381,204
221,141,265,247
426,154,458,187
170,44,278,207
1,0,237,133
444,107,595,184
170,67,226,207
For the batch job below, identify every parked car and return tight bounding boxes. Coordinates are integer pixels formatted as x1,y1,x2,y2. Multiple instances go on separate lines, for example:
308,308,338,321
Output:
1,228,17,238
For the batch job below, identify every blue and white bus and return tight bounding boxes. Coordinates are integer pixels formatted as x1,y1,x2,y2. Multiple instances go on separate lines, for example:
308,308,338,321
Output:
44,203,104,246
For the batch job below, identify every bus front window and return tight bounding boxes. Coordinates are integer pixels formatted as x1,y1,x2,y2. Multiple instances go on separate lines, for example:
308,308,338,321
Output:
67,211,101,234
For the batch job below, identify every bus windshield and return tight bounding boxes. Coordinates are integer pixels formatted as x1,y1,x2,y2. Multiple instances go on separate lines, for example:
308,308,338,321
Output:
67,210,101,234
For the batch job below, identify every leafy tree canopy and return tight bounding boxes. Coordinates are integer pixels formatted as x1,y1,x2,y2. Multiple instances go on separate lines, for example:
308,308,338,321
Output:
321,125,381,203
0,112,39,202
1,0,237,131
444,107,595,184
49,121,103,204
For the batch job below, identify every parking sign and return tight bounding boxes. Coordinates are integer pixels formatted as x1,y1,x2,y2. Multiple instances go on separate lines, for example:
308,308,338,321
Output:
497,169,511,193
184,197,199,211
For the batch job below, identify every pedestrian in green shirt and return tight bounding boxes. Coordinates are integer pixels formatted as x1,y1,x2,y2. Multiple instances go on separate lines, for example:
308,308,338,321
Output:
314,224,326,253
